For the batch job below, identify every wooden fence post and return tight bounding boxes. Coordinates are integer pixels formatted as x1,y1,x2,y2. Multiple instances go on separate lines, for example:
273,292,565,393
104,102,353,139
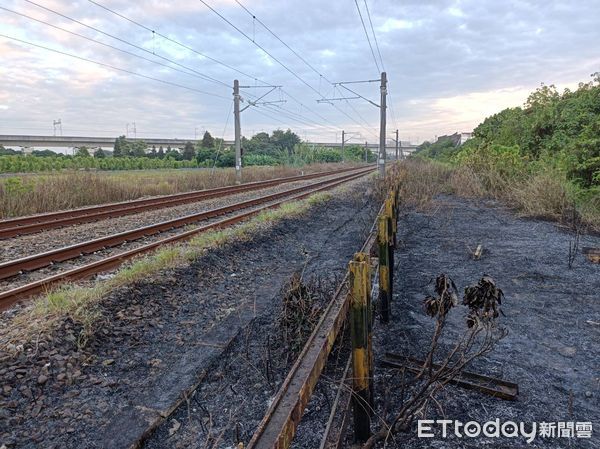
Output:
354,252,374,413
349,253,372,442
378,210,391,323
385,198,395,302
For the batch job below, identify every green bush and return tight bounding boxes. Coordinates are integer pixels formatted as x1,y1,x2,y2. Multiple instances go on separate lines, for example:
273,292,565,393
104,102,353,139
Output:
244,154,280,166
0,155,199,173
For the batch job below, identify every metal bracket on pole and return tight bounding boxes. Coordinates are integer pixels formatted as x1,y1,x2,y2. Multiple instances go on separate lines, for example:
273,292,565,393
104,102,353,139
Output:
321,75,388,176
234,83,283,182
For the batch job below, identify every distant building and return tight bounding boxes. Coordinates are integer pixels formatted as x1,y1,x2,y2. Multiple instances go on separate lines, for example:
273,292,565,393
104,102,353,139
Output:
459,132,473,145
435,132,473,147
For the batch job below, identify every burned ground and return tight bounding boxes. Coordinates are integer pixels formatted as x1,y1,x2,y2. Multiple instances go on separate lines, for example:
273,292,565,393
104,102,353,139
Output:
370,195,599,448
0,178,379,449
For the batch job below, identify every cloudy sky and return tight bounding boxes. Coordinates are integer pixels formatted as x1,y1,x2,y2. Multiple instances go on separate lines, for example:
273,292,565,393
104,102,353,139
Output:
1,0,599,144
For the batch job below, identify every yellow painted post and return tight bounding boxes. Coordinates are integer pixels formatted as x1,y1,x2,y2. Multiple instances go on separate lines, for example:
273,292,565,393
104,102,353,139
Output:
385,195,397,249
353,252,374,413
349,254,372,442
378,213,391,323
384,198,395,303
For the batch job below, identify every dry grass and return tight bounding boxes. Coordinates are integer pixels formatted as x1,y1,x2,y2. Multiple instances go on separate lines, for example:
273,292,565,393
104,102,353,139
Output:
397,159,600,232
1,190,335,348
0,163,357,219
393,159,453,209
506,172,571,221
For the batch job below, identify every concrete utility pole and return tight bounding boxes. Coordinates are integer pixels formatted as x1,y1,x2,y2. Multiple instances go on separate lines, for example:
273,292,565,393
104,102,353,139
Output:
395,129,399,161
233,79,242,184
378,72,387,178
341,130,345,162
364,140,368,163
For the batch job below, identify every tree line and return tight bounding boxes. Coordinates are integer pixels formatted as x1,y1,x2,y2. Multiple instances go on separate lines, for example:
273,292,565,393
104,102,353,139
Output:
0,128,375,173
416,74,600,190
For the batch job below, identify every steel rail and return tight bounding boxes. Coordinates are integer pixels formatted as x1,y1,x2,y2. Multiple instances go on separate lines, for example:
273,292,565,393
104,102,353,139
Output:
0,166,366,239
0,169,373,312
247,202,383,449
0,167,373,281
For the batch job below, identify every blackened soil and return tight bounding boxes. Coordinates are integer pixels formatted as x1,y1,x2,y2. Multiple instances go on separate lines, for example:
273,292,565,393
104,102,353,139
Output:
368,196,600,448
0,178,380,449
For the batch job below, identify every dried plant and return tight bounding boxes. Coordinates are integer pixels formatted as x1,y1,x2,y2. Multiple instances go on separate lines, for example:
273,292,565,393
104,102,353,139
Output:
362,274,508,448
278,273,325,359
463,275,504,328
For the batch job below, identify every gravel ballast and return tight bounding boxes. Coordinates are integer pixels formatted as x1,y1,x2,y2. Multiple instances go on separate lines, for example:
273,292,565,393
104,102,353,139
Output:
0,172,359,263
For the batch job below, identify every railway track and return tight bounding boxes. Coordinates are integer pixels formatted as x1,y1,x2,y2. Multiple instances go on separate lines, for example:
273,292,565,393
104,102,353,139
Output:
247,201,382,449
0,166,365,239
0,167,374,311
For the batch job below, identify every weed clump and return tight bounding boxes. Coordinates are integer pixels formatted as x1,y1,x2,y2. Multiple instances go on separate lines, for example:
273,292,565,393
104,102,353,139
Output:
278,274,329,359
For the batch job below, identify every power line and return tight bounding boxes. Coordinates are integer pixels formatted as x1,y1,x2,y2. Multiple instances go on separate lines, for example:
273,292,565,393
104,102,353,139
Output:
241,90,339,133
86,0,265,86
354,0,380,74
234,0,329,83
87,0,354,135
362,0,399,130
24,0,344,135
363,0,385,71
210,100,234,170
0,33,229,99
232,0,378,138
2,5,228,88
261,103,339,133
198,0,321,95
15,0,377,141
199,0,378,138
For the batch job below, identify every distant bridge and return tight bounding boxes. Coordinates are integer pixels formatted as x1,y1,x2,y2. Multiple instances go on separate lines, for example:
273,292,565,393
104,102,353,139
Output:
0,134,418,156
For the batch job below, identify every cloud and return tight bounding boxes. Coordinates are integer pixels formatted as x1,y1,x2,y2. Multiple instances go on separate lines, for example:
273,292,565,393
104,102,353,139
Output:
0,0,599,143
378,18,421,32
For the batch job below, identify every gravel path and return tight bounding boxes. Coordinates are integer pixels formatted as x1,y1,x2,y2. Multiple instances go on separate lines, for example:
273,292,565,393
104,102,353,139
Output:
0,177,380,449
368,195,600,448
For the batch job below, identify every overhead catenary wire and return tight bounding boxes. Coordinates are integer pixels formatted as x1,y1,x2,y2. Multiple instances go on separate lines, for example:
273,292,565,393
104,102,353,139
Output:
243,92,340,134
0,33,229,99
211,99,234,171
11,0,381,142
87,0,351,137
234,0,330,83
86,0,266,87
200,0,379,139
362,0,399,130
363,0,385,71
22,0,228,88
232,0,379,139
354,0,380,74
240,89,340,134
1,5,229,88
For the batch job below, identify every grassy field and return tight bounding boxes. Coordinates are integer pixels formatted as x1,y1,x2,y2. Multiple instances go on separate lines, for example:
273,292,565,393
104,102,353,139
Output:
0,163,360,219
